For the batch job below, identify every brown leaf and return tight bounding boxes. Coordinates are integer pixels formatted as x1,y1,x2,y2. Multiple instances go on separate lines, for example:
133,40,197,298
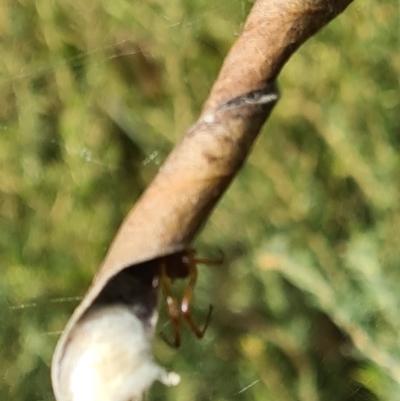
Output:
51,0,354,399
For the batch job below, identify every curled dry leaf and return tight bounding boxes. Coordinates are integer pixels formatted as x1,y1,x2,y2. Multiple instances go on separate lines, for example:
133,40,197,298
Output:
51,0,354,400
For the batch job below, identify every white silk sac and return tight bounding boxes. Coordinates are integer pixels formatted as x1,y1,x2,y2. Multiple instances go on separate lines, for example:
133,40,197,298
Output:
60,304,180,401
52,269,180,401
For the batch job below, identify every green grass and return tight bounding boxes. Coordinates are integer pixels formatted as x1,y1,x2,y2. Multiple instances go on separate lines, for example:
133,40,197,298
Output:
1,0,399,400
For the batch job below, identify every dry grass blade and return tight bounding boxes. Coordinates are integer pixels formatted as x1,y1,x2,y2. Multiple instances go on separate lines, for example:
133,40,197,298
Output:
51,0,355,400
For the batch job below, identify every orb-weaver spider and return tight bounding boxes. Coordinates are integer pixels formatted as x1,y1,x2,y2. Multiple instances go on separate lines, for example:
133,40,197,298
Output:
156,249,222,347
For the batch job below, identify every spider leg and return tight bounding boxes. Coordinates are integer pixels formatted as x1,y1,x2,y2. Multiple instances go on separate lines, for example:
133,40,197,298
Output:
159,260,181,347
181,257,213,339
184,248,224,267
192,257,223,266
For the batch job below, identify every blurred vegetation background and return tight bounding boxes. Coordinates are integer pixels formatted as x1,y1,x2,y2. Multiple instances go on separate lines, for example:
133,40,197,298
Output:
1,0,399,400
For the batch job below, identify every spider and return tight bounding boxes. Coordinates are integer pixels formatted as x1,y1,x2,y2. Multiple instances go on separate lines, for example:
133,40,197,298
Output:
156,248,222,347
